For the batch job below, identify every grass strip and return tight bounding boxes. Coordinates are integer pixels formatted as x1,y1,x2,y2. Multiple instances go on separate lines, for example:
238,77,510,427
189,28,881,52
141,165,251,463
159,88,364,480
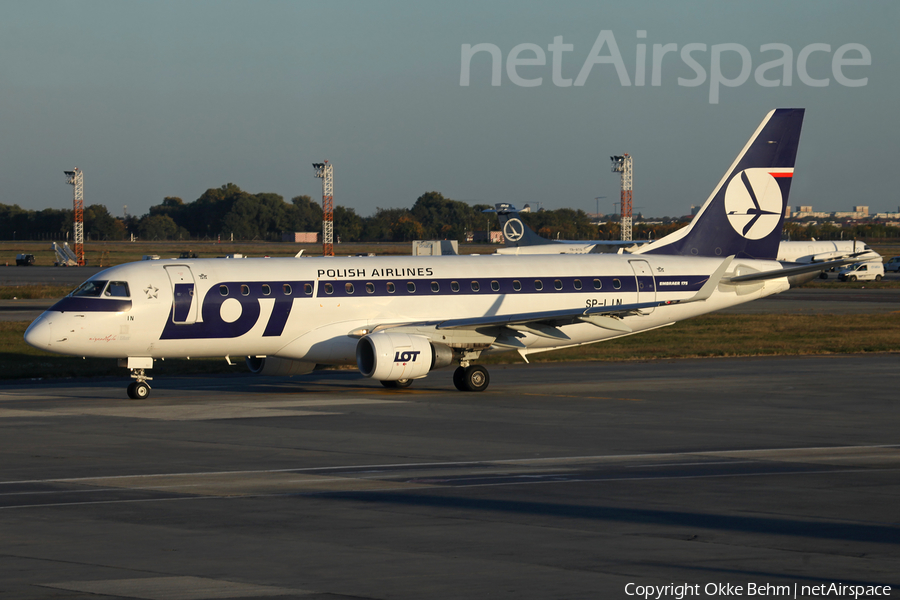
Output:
2,312,898,381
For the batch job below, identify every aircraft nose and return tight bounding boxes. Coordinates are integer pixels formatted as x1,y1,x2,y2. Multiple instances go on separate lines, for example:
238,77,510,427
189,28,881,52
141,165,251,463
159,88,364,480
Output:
24,316,51,350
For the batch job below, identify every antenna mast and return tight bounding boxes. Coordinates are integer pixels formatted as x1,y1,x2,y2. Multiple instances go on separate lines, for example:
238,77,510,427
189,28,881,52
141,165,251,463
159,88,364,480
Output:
313,161,334,256
611,154,633,242
64,168,86,266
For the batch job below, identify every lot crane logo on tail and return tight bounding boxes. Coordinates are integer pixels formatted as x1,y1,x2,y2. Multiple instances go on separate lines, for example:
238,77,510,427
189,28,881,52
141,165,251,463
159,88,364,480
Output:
724,168,791,240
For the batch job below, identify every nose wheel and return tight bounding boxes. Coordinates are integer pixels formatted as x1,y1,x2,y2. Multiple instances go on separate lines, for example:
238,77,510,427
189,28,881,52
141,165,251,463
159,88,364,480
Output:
126,367,153,400
453,365,490,392
127,380,151,400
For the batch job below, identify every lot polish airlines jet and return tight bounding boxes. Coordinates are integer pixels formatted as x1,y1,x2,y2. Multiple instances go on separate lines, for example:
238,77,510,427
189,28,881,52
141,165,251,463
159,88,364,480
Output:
26,109,839,399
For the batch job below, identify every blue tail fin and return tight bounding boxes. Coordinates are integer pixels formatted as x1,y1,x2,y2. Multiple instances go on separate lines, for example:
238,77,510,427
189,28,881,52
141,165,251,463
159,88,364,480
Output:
638,108,804,260
487,203,559,247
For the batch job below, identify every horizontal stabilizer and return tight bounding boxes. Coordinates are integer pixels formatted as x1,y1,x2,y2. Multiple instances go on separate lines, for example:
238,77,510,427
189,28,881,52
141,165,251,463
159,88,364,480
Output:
724,257,859,284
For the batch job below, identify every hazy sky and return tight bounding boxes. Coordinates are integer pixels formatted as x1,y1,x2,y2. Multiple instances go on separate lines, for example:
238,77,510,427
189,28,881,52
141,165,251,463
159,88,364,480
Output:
1,1,897,219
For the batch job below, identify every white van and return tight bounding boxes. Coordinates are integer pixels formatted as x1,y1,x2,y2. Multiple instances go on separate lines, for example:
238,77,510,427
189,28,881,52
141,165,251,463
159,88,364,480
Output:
838,261,884,282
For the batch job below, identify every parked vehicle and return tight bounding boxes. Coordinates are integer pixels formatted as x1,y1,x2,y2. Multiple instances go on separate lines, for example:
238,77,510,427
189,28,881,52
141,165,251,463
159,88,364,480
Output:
838,261,884,282
15,254,35,266
885,257,900,273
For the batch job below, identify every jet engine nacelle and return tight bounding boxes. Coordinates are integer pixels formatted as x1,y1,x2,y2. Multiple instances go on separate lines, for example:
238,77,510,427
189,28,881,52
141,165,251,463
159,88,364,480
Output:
356,332,454,381
245,356,317,377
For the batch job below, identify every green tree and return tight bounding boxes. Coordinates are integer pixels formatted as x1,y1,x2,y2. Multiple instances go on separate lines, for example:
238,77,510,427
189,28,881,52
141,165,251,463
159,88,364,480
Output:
138,215,185,240
290,195,323,231
334,206,363,242
84,205,127,240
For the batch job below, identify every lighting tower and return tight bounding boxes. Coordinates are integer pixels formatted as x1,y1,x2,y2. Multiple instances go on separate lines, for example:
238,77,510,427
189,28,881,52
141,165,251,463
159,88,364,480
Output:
312,161,334,256
64,168,85,266
610,154,633,242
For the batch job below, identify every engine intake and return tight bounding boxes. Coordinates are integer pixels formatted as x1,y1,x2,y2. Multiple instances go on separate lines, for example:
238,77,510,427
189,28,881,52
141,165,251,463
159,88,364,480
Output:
356,332,454,381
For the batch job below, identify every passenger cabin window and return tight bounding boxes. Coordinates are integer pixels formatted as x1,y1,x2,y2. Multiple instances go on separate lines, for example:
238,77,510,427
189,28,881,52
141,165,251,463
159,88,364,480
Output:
105,281,130,297
283,284,292,295
471,281,480,292
324,283,334,295
262,284,272,296
345,283,354,294
407,282,416,293
554,279,563,291
365,282,375,294
534,280,543,291
219,285,229,296
73,280,107,297
450,281,460,292
573,279,582,291
613,278,622,290
491,280,500,292
387,282,396,293
431,282,440,292
513,280,521,291
241,284,250,296
304,283,312,295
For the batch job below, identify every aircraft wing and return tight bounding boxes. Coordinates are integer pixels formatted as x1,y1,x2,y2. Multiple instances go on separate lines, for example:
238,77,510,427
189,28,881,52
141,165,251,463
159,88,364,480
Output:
365,257,733,341
435,299,662,331
433,256,736,336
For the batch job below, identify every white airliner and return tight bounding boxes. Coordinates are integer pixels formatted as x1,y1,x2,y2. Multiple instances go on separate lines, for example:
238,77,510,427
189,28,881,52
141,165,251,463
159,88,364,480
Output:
25,108,847,399
492,203,879,266
775,240,879,265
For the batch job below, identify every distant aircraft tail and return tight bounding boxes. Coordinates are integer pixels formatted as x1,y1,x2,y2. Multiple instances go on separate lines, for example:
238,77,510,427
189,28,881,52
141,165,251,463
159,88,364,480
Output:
636,108,804,260
486,204,558,247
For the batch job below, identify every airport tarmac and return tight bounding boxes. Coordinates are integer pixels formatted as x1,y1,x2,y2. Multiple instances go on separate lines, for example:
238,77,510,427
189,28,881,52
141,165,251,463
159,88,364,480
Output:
1,356,898,599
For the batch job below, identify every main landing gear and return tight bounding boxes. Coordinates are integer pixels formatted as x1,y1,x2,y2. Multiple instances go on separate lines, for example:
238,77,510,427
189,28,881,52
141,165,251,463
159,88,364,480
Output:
378,364,492,392
453,364,490,392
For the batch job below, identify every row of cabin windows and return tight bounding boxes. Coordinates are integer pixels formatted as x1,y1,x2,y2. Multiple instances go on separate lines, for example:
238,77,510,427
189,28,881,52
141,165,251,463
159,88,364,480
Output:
320,278,622,295
218,283,314,297
215,278,624,298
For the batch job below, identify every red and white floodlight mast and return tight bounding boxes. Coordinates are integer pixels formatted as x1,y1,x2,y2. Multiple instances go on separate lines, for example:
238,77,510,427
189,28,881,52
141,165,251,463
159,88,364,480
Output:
313,161,334,256
611,154,633,242
64,168,85,266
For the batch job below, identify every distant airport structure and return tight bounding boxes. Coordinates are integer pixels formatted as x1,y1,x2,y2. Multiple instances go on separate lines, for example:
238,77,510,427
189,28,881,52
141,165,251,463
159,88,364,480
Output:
63,168,85,266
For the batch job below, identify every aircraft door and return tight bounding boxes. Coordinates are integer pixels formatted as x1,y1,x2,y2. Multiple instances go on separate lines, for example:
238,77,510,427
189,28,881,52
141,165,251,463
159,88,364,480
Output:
164,265,198,324
629,259,656,313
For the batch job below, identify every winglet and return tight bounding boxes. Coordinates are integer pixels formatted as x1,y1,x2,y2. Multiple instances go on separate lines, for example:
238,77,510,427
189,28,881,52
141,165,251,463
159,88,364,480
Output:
659,256,733,306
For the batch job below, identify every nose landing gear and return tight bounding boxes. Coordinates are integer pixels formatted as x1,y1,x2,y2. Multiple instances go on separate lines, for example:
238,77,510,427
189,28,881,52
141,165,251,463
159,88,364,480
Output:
119,357,154,400
127,377,151,400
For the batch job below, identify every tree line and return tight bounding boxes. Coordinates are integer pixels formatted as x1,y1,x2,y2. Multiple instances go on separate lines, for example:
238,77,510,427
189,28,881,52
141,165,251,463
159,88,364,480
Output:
4,184,896,243
0,185,605,243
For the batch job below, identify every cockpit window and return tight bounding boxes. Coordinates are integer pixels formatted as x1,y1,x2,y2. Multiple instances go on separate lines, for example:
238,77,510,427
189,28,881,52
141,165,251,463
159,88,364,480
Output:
72,280,108,297
71,280,130,298
105,282,130,297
